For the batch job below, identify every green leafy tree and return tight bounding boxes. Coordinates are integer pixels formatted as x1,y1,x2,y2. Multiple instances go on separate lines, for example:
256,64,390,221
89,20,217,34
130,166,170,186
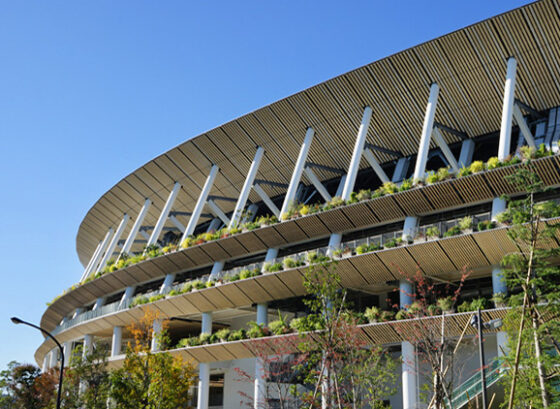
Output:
499,165,560,409
0,361,57,409
294,261,397,409
109,309,196,409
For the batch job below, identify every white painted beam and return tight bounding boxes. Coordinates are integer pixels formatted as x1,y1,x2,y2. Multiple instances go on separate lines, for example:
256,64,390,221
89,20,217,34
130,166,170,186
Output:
119,198,151,258
138,229,150,241
280,128,315,216
97,214,129,272
341,106,372,200
147,182,181,248
498,57,517,160
304,167,332,202
252,184,280,217
513,103,537,149
413,83,440,181
363,148,390,183
80,240,103,282
229,147,264,228
89,228,114,276
207,200,230,226
181,165,219,242
169,215,186,233
432,127,459,172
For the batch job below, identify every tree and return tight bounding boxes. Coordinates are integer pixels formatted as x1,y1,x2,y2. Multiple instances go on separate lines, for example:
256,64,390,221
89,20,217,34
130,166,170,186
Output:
294,261,397,409
0,361,57,409
109,308,196,409
499,164,560,409
56,343,111,409
393,268,471,409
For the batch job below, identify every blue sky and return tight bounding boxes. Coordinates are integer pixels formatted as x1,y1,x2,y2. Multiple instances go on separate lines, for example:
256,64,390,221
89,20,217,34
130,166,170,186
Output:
0,0,530,369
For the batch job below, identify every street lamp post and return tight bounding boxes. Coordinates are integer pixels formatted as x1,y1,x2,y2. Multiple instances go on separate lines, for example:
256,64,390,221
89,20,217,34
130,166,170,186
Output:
470,309,503,409
11,317,64,409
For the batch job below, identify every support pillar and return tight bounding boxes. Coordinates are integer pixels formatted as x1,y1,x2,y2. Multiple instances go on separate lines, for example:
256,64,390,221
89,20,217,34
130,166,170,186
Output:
206,218,222,233
458,139,475,168
147,182,181,248
230,147,264,227
97,214,130,271
83,334,93,357
89,228,114,276
62,342,71,367
341,106,372,199
119,198,151,258
112,326,123,357
400,280,418,409
513,104,537,149
402,216,419,243
363,148,390,183
253,184,281,217
304,167,332,202
181,165,219,243
49,349,58,368
433,127,459,172
160,273,175,294
491,197,508,357
197,312,212,409
119,286,136,307
42,355,48,372
498,58,517,160
280,128,315,217
413,83,439,182
80,240,103,282
151,319,163,352
392,157,410,183
92,297,105,311
254,303,268,409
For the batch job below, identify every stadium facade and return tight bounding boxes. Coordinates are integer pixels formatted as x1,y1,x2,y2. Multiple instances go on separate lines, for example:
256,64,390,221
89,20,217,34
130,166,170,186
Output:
36,1,560,407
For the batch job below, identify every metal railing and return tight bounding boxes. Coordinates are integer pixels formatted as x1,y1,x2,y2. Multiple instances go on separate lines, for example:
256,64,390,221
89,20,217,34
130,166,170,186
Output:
449,359,504,408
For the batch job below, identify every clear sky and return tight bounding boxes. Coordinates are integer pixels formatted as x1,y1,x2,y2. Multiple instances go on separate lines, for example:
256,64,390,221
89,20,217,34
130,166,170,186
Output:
0,0,531,369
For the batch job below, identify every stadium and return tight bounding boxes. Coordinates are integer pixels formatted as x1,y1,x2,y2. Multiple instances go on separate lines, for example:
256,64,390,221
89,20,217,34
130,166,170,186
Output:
36,1,560,407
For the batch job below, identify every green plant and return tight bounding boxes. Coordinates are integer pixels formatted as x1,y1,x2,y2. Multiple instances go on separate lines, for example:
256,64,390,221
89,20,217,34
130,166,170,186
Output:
364,306,381,323
379,181,398,195
269,312,290,335
395,309,410,320
380,310,395,322
225,273,240,283
145,244,161,259
486,156,501,170
470,297,488,311
205,280,215,288
356,244,369,255
492,293,507,308
426,226,440,239
214,328,231,342
168,289,180,297
176,336,200,348
399,178,413,191
437,296,454,312
191,280,206,290
246,321,267,338
496,210,512,225
457,166,472,177
520,145,535,161
148,294,165,303
443,225,462,237
458,215,473,231
199,333,212,345
283,257,297,269
425,171,439,185
457,300,471,313
477,220,496,231
427,304,441,316
289,316,310,332
265,262,282,273
469,160,484,173
383,237,403,248
357,189,372,201
228,329,246,341
239,269,252,280
182,282,194,293
130,296,149,308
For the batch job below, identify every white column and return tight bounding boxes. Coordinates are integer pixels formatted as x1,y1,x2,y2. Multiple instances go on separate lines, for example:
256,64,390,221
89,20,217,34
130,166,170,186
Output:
97,214,130,272
197,312,212,409
83,334,93,357
253,184,281,217
42,355,48,372
458,139,475,168
402,216,419,243
392,157,410,183
206,218,223,233
230,147,264,228
254,303,268,409
119,286,135,307
498,58,517,160
49,349,58,368
112,326,123,357
432,128,459,172
120,198,151,258
147,182,181,248
280,128,315,217
63,342,71,367
304,167,332,202
513,104,537,149
262,248,279,272
491,198,507,221
160,273,176,294
92,297,105,311
413,83,440,182
181,165,219,242
400,280,418,409
151,319,163,352
341,106,373,200
363,148,390,183
80,240,103,282
139,229,150,241
89,228,114,276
